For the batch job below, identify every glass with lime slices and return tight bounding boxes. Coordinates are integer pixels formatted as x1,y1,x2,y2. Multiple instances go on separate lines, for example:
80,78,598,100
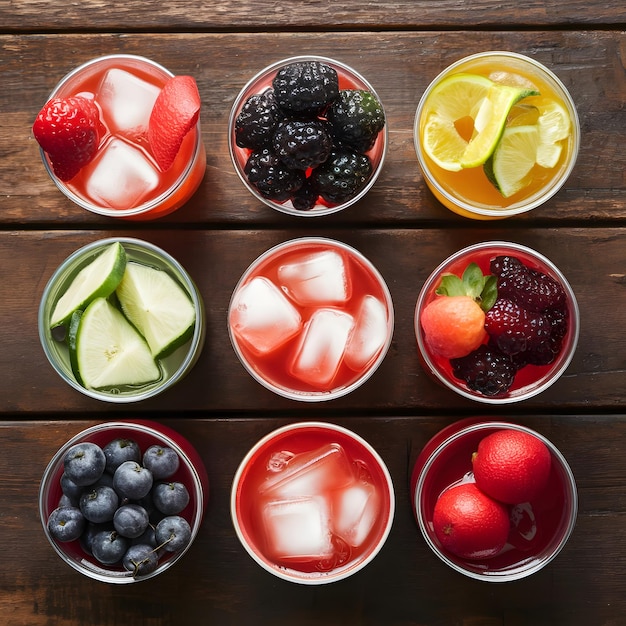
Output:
414,52,580,219
38,237,205,403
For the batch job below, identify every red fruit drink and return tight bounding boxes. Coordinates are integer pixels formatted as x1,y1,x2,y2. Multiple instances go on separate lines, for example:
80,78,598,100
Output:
231,422,395,583
411,420,577,581
228,238,394,401
40,55,206,220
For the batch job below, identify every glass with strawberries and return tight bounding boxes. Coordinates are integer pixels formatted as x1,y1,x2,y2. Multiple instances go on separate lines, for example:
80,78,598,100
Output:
33,54,206,220
411,420,578,581
415,241,579,403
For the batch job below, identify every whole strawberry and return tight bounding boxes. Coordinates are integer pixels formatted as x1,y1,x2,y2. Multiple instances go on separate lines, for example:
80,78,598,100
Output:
33,96,100,181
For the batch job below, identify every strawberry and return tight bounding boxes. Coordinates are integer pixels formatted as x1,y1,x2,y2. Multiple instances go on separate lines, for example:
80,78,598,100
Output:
148,76,201,171
33,96,100,181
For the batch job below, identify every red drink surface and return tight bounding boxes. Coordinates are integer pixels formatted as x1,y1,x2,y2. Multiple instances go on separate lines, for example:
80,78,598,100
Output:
234,424,393,577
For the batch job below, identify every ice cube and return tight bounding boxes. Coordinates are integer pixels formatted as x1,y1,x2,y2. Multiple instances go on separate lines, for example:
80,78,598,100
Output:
278,249,350,306
229,277,302,355
83,138,160,208
344,295,389,372
260,443,355,499
262,496,333,561
98,68,161,140
332,483,380,548
290,309,354,387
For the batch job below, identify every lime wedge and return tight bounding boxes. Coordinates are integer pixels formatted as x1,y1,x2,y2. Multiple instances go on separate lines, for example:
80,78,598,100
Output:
536,101,571,168
50,242,127,329
484,125,540,198
116,262,196,359
75,297,160,390
67,309,84,386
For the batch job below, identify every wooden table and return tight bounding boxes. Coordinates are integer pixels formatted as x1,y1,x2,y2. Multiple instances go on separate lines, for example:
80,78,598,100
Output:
1,2,625,624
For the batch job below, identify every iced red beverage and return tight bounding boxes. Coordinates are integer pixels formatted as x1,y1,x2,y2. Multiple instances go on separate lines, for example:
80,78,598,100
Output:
231,422,395,583
228,238,394,401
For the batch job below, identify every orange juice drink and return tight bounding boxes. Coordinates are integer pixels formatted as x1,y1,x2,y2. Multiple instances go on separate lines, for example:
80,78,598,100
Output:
415,52,579,219
35,55,206,220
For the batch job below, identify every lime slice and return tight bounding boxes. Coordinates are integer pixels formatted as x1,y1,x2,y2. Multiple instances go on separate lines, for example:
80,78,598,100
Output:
116,262,196,359
74,297,160,390
484,125,540,198
536,101,571,168
50,242,127,328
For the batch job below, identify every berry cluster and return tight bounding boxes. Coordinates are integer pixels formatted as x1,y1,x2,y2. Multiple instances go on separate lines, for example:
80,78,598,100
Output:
235,60,385,210
451,255,569,396
46,438,193,578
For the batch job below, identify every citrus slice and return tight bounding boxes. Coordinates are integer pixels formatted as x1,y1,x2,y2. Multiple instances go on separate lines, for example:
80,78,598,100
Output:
536,100,571,168
116,262,196,359
50,241,127,328
75,297,160,390
484,125,540,198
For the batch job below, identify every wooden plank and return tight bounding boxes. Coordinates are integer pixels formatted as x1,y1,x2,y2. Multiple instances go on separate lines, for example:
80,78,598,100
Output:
1,30,624,226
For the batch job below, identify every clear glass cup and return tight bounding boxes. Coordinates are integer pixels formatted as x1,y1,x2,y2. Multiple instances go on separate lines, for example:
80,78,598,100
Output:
414,51,580,219
228,55,387,217
228,237,394,401
231,421,395,584
411,419,577,581
39,420,209,583
38,54,206,220
414,241,579,404
38,237,205,403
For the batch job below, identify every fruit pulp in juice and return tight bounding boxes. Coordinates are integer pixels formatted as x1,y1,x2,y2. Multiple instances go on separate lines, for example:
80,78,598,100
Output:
229,241,392,395
415,426,573,572
419,58,574,209
236,426,391,574
50,57,205,218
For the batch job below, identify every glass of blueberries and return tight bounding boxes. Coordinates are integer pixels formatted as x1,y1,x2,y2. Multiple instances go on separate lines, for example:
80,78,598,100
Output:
39,421,208,583
228,56,388,216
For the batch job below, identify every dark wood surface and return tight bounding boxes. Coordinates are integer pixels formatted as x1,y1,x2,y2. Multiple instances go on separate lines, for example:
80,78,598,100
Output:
1,2,625,624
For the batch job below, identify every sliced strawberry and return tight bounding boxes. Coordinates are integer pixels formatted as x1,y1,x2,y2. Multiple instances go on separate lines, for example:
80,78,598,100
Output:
33,96,100,182
148,76,201,171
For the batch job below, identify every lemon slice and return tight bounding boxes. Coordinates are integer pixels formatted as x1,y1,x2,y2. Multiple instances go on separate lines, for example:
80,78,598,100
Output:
484,125,540,198
536,101,571,168
50,241,127,328
116,262,196,359
75,297,160,390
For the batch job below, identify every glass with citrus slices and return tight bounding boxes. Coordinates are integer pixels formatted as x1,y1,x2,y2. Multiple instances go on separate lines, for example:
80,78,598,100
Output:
414,52,579,219
38,237,205,402
33,55,206,220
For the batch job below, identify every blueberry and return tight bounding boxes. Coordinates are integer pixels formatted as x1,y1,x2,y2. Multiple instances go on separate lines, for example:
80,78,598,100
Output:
123,544,159,577
47,506,85,542
91,530,129,565
113,461,153,500
142,445,180,480
113,504,150,539
155,516,192,553
79,485,119,524
103,438,141,474
60,472,83,504
63,442,106,486
152,482,190,515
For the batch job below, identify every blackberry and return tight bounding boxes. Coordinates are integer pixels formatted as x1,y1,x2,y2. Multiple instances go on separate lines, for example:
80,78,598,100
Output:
451,345,517,396
272,119,332,170
244,148,304,202
291,178,320,211
235,90,282,150
490,255,566,312
327,89,385,153
312,148,373,204
272,61,339,115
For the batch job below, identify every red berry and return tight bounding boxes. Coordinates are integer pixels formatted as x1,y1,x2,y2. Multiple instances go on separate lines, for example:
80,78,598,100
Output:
148,76,201,171
33,96,100,181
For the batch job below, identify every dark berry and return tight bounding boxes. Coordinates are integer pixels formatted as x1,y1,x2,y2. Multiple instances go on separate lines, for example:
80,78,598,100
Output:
152,482,190,515
291,177,320,211
244,148,304,201
451,345,517,396
272,119,332,170
91,529,129,565
63,442,106,487
327,89,385,153
123,544,159,576
79,485,119,524
155,516,192,553
235,89,282,150
312,148,373,204
272,61,339,115
47,506,86,542
491,255,566,312
113,461,153,500
113,504,150,539
103,438,141,474
142,445,180,480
